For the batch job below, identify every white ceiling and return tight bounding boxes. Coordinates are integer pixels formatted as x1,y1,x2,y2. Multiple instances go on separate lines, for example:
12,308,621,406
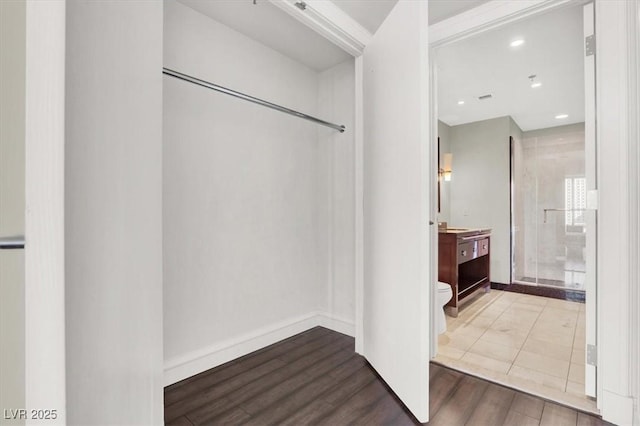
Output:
428,0,490,25
332,0,489,32
437,4,585,131
331,0,397,33
177,0,495,71
177,0,352,71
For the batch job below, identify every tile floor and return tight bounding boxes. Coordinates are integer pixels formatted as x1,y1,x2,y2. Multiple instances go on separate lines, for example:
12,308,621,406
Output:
434,289,597,414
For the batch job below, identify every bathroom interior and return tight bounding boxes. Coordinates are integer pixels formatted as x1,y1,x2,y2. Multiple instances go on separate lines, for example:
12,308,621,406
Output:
433,2,595,413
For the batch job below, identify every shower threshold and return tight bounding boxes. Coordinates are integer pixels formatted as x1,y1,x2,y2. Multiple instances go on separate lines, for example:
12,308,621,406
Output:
492,281,585,302
514,276,585,291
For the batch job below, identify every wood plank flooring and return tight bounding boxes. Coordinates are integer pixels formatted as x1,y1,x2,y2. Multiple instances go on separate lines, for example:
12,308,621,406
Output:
165,327,609,425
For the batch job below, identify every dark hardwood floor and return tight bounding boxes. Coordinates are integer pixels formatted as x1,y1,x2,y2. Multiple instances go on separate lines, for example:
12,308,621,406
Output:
165,327,609,425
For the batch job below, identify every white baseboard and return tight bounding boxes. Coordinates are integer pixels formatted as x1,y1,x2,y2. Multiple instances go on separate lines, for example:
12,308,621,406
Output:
163,311,355,386
601,389,634,426
317,312,355,337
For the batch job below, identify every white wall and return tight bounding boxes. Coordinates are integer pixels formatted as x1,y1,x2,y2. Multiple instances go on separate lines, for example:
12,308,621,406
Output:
437,120,451,223
318,60,356,330
449,116,514,284
64,2,164,424
163,0,354,384
0,1,25,422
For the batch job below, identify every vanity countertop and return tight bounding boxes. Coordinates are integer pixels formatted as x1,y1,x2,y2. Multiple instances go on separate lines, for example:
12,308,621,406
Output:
438,228,491,237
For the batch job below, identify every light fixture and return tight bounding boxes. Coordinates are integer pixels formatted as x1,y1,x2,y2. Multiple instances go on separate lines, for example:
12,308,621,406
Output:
438,153,453,182
510,39,525,47
457,100,465,105
555,114,569,119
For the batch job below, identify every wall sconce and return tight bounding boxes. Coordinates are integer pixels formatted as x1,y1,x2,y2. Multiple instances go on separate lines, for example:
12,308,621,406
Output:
438,153,453,181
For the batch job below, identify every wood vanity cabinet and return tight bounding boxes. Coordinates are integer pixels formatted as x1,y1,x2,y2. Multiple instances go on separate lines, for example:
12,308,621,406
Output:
438,229,491,317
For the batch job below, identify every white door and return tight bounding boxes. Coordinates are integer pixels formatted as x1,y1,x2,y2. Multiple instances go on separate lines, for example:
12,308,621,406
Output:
583,1,597,398
362,0,431,422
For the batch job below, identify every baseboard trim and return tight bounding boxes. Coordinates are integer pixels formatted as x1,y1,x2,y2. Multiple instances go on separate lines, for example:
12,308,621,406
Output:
163,312,355,386
317,313,356,337
601,389,633,425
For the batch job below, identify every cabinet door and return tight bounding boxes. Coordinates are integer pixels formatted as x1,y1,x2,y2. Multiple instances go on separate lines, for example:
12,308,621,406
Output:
362,0,431,422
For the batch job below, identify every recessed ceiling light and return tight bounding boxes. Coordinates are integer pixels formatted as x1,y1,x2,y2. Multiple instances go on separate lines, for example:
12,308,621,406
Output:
555,114,569,119
531,82,542,88
510,39,525,47
458,100,465,105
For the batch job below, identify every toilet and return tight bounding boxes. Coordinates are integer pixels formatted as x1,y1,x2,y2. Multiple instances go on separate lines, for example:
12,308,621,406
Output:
437,281,453,334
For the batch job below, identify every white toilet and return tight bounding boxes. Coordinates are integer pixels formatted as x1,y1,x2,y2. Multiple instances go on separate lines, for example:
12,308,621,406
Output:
437,281,453,334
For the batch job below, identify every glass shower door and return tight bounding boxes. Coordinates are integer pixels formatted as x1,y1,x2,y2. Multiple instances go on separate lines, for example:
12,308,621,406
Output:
512,129,586,291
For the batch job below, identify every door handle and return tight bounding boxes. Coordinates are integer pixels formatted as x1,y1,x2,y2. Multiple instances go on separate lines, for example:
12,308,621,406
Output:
0,236,25,249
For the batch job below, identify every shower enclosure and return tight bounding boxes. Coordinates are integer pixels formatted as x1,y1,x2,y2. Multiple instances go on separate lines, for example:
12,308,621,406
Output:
511,127,587,291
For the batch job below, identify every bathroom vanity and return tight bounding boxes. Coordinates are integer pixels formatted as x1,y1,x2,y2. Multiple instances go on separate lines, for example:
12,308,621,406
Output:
438,228,491,317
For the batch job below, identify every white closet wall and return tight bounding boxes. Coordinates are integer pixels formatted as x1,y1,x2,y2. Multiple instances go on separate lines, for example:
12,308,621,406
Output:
317,60,356,332
163,0,355,384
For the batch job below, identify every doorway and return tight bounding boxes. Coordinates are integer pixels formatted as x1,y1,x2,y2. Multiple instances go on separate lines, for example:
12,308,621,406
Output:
430,1,597,413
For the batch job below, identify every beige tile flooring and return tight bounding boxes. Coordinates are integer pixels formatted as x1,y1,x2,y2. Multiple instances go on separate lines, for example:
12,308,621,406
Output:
434,289,597,414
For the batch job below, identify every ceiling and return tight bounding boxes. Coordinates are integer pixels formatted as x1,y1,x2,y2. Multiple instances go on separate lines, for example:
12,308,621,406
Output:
437,4,585,131
332,0,490,32
177,0,352,71
174,1,582,131
428,0,490,25
331,0,397,33
177,0,494,71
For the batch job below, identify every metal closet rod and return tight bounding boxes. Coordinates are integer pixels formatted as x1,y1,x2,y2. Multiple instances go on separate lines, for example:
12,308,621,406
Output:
0,235,25,249
163,68,346,133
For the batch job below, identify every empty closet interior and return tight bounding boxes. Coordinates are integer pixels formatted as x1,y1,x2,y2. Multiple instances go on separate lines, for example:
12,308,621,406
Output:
162,0,357,385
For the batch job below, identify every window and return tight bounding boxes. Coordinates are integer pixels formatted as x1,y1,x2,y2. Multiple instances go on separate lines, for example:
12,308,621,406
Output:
565,177,586,226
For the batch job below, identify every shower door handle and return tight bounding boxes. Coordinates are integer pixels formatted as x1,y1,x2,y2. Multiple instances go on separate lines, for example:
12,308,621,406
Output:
0,235,25,249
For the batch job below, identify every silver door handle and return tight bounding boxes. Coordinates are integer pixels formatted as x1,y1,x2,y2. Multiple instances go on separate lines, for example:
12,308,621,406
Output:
0,236,25,249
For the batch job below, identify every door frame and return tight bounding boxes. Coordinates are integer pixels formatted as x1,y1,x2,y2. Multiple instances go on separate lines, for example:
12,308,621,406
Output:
428,1,639,424
23,0,67,420
18,0,638,424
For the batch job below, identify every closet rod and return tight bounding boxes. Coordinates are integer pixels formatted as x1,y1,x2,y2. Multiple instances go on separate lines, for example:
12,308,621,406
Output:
163,68,346,133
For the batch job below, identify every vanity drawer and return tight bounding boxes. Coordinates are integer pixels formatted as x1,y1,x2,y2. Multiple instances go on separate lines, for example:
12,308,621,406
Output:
477,238,489,257
457,241,475,264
